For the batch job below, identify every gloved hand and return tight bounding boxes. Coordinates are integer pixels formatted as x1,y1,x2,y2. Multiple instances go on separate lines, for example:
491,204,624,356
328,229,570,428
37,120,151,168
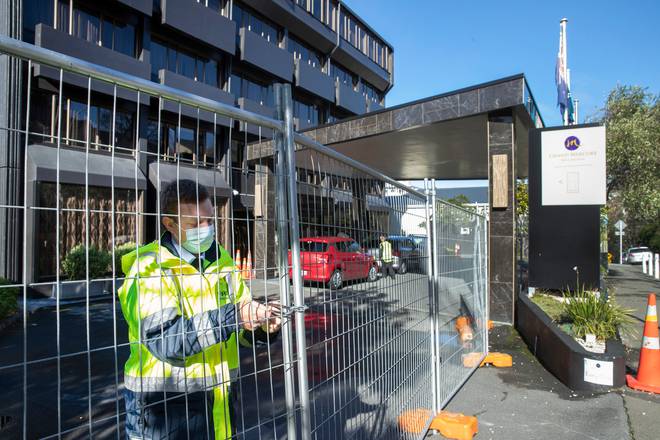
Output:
237,300,282,333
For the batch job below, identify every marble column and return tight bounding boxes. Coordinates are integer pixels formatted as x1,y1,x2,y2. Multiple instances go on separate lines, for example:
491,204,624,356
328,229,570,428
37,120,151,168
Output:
488,113,516,324
253,161,277,279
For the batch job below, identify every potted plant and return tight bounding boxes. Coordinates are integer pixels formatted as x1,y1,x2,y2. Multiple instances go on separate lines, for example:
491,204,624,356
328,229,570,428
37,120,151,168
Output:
54,245,112,299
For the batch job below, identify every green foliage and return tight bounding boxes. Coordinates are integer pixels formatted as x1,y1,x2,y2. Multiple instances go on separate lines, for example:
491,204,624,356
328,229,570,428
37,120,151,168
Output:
113,242,137,275
638,220,660,253
0,278,20,320
62,244,112,281
446,194,470,206
515,181,528,218
530,294,564,321
600,86,660,247
561,287,633,341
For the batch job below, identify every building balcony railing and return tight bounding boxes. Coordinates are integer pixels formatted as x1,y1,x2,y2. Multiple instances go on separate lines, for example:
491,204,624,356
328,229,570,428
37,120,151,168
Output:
118,0,152,16
161,0,236,55
33,24,150,103
294,59,335,102
238,97,276,137
335,80,366,115
239,28,293,82
157,69,235,125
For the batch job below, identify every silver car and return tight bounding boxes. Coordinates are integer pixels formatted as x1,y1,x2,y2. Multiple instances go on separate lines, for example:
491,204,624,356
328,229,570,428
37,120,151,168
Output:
626,247,653,264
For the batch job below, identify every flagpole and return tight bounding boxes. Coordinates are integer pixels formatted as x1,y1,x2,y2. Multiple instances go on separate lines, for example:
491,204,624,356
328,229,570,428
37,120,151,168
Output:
561,18,568,126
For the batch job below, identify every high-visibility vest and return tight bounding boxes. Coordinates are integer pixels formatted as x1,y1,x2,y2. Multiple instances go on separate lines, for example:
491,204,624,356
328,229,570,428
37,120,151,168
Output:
380,240,393,263
118,240,249,439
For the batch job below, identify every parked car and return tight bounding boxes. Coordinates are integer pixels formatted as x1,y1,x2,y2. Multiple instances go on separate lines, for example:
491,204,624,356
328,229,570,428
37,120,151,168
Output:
626,247,653,264
290,237,378,289
365,235,422,274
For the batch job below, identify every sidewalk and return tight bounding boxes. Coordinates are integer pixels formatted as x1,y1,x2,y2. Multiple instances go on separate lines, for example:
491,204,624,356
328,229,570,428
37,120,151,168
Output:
433,325,630,440
607,263,660,440
430,265,660,440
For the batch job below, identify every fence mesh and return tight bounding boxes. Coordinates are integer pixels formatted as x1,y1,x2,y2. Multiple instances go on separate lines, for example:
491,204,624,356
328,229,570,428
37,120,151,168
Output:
0,36,488,440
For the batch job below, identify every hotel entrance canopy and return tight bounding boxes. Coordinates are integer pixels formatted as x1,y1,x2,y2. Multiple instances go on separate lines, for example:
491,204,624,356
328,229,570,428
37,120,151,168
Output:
278,74,544,181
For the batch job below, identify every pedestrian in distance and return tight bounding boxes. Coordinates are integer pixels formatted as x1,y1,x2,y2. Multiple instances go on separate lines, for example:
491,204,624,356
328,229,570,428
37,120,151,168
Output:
118,179,281,439
379,234,395,280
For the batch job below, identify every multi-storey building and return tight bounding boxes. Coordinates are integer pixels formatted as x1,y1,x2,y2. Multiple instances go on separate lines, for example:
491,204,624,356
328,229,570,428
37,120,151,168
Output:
0,0,394,284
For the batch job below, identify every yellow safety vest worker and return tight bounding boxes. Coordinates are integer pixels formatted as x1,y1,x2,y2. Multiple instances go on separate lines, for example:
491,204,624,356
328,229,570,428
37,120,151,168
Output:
118,240,249,439
380,240,393,263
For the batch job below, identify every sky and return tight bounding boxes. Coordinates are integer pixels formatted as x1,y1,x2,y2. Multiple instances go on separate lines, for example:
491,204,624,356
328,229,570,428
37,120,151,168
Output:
346,0,660,128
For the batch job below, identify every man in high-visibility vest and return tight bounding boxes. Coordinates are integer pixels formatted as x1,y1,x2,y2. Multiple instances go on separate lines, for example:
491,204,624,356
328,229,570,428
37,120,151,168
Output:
379,234,395,279
119,179,281,439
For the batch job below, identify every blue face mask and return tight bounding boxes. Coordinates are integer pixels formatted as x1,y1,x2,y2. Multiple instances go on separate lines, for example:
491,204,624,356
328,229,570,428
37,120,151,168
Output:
181,224,215,254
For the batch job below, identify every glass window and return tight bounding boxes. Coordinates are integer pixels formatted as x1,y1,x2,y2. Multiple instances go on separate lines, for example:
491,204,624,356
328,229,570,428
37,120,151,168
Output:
178,52,196,80
151,40,167,79
73,8,100,44
114,22,135,56
204,59,218,87
23,0,54,42
232,3,279,45
301,241,328,252
332,63,356,89
101,18,113,49
56,0,70,31
288,36,323,70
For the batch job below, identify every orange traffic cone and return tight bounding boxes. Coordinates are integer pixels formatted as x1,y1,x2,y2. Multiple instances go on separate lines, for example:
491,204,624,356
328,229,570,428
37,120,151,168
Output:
234,250,242,274
455,317,474,343
241,257,248,279
246,250,254,279
626,293,660,394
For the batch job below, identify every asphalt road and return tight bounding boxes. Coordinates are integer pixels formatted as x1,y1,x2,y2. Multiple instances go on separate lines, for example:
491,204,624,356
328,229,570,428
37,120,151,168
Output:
0,270,445,439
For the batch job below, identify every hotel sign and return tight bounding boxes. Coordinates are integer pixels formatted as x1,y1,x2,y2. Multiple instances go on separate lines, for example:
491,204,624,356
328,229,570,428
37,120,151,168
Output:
541,126,606,206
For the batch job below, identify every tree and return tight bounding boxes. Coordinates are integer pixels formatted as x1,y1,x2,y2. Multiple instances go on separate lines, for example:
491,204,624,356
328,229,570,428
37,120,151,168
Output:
598,86,660,248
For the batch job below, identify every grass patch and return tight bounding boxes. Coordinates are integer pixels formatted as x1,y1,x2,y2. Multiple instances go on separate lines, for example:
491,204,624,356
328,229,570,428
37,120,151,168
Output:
530,293,564,321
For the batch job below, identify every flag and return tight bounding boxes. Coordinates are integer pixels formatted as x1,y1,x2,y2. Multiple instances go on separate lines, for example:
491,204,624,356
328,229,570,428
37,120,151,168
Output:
555,21,569,117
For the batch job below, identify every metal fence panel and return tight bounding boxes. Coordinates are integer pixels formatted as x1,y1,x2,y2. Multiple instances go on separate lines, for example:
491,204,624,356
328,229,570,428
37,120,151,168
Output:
0,35,488,440
432,183,489,410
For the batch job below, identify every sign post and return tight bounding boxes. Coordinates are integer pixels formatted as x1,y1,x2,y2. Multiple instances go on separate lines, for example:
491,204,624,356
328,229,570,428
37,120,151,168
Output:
615,220,626,264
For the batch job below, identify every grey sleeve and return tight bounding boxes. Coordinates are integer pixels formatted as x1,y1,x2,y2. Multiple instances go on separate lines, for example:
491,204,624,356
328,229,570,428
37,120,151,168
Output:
140,303,238,365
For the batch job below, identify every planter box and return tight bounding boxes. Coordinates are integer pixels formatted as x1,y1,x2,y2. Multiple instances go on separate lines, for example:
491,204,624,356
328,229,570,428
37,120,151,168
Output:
516,292,626,391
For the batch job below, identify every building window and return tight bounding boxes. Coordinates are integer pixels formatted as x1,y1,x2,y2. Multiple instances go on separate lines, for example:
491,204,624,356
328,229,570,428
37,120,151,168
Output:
338,7,388,71
295,0,330,27
199,0,230,17
147,119,218,166
293,99,320,127
361,81,381,104
56,1,136,57
232,2,280,45
230,73,274,107
331,63,357,90
22,0,55,43
30,88,136,152
288,36,323,70
151,38,220,87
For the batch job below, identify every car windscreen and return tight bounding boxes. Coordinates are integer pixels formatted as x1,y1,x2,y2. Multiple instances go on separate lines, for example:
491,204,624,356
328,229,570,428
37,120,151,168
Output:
300,241,328,252
629,248,649,254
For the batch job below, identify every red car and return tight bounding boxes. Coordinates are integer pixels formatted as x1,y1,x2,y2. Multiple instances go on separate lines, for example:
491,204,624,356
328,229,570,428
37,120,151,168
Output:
289,237,378,289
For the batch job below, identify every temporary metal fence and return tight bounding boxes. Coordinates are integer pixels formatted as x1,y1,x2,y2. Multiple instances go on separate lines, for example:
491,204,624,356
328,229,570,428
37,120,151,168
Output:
0,35,487,440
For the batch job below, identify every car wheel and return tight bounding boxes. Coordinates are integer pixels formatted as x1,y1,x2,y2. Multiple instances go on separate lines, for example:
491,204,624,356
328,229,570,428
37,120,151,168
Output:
367,265,378,282
329,270,343,290
399,261,407,274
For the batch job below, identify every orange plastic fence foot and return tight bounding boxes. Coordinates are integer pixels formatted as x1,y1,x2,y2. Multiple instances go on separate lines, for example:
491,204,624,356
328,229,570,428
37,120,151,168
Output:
429,411,478,440
462,352,484,368
479,352,512,368
398,409,478,440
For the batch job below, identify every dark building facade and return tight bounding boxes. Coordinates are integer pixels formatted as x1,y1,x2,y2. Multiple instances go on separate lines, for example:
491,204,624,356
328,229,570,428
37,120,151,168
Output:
0,0,394,284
